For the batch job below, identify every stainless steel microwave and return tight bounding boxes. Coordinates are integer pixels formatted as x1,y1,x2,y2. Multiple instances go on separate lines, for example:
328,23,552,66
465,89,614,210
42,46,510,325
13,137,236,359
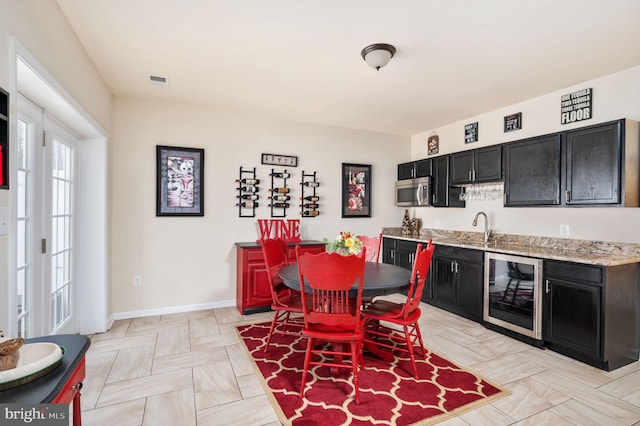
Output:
395,177,432,207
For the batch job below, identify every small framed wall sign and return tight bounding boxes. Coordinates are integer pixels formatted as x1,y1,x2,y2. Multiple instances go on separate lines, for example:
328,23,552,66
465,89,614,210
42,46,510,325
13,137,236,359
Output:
561,88,593,125
504,112,522,132
427,132,439,155
156,145,204,216
261,153,298,167
464,122,478,144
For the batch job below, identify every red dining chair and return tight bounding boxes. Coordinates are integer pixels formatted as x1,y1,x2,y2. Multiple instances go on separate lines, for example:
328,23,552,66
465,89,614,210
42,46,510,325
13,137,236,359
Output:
362,239,434,378
260,238,305,352
357,233,382,263
295,246,366,404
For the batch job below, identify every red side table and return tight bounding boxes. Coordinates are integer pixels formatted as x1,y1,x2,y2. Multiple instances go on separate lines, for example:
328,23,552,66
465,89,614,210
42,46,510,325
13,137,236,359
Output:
0,334,91,426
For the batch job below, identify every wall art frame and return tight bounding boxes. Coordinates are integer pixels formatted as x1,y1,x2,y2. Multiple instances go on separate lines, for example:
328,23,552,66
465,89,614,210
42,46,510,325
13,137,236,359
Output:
341,163,371,218
156,145,204,216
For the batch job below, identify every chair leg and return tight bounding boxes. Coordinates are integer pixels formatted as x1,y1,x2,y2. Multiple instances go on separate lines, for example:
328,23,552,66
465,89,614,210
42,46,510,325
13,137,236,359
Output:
413,323,427,359
351,341,360,404
403,324,419,379
300,337,314,399
264,310,280,352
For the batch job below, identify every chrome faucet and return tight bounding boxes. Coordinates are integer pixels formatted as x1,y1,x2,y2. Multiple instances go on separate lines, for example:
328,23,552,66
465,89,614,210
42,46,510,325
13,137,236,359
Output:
472,211,491,244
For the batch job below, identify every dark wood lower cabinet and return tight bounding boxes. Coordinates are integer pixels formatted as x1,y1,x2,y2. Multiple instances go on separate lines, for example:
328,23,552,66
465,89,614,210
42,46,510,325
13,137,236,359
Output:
544,260,639,371
429,245,484,322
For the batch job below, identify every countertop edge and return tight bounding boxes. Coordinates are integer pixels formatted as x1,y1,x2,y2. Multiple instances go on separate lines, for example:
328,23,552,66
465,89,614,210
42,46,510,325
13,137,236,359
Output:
382,234,640,267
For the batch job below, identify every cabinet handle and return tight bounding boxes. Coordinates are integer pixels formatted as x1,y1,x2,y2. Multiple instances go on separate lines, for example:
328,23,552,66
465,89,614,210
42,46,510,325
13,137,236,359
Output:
455,261,459,274
391,251,394,260
472,170,476,181
468,170,472,181
565,190,571,203
545,279,550,294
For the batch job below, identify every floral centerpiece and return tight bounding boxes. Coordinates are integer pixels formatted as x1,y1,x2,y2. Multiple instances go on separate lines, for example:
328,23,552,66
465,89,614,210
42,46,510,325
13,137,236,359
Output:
324,231,363,255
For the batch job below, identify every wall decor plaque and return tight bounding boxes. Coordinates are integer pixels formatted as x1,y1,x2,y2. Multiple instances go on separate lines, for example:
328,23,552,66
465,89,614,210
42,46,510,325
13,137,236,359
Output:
464,122,478,144
504,112,522,132
261,153,298,167
427,132,439,155
561,88,592,125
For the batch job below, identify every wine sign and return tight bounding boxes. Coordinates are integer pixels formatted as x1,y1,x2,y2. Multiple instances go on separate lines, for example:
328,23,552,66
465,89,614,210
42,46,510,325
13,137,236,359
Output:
257,219,301,242
464,122,478,143
504,112,522,132
561,88,592,125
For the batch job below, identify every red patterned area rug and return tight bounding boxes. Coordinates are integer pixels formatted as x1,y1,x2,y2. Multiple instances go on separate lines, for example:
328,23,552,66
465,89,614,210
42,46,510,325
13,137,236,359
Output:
237,322,509,426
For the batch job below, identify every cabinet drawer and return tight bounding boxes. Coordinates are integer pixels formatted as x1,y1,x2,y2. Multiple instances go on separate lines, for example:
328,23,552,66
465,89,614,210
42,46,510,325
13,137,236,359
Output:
396,240,419,252
435,245,483,263
545,261,603,284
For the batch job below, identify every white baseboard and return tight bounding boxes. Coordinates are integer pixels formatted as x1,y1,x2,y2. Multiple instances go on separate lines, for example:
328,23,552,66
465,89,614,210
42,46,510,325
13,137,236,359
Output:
109,299,236,322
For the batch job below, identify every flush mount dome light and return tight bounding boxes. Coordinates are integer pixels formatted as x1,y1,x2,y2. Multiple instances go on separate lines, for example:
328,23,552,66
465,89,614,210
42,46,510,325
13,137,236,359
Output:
360,43,396,70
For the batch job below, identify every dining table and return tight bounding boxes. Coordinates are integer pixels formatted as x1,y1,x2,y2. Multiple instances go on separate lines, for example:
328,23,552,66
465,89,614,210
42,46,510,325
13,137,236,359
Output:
278,262,412,298
279,261,412,363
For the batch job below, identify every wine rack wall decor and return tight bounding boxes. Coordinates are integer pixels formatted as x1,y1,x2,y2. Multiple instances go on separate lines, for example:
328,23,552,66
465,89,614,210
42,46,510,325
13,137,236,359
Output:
300,171,320,217
268,169,290,218
236,167,259,217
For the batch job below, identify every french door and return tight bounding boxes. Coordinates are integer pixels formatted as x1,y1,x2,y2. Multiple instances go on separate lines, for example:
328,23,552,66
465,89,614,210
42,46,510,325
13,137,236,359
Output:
15,94,78,337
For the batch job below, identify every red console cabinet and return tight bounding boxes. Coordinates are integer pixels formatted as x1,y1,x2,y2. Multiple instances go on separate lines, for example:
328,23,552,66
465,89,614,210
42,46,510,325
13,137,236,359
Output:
236,240,325,314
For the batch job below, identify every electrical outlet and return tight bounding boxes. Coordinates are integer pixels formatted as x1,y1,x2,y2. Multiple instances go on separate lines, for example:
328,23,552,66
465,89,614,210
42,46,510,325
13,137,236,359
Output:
560,225,570,237
133,275,142,287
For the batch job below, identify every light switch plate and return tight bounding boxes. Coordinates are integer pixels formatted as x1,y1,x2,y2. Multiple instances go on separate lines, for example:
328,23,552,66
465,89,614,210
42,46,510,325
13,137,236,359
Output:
560,224,570,237
0,207,8,235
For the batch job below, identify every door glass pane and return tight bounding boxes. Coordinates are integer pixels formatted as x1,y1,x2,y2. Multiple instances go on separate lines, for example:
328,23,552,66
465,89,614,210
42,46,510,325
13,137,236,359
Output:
50,138,74,331
15,117,30,337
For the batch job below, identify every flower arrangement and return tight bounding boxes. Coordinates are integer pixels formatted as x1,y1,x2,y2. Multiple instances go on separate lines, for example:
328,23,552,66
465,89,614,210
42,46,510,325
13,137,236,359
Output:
324,231,363,255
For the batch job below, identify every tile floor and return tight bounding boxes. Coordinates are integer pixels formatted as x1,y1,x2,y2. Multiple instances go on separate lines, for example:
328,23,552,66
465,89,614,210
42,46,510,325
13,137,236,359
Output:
81,295,640,425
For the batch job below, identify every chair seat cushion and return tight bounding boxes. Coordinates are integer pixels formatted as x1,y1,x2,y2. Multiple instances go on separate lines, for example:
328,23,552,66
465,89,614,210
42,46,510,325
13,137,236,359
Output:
362,300,421,325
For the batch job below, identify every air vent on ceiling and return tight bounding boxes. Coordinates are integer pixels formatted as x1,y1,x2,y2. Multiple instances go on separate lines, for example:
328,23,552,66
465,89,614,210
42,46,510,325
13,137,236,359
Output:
149,75,169,88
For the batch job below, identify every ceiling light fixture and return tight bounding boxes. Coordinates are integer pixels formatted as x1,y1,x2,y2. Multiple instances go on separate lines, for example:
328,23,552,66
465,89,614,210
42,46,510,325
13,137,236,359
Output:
360,43,396,71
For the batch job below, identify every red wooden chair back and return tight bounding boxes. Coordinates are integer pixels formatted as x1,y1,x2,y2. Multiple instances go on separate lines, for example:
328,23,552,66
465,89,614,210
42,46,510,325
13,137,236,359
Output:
261,238,290,301
357,233,381,263
296,247,366,330
402,240,435,319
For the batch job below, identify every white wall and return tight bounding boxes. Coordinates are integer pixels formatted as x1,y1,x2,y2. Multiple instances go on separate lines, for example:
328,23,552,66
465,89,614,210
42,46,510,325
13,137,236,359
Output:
0,1,112,333
410,66,640,244
111,98,409,316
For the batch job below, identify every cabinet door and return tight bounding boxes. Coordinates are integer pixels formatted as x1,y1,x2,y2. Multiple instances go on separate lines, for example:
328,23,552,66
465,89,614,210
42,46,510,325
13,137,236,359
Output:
504,134,561,206
450,151,474,185
544,277,602,360
565,121,621,205
474,146,502,182
415,159,432,178
432,156,464,207
433,257,456,305
396,240,418,270
398,162,415,180
456,261,484,320
245,259,272,308
382,238,395,265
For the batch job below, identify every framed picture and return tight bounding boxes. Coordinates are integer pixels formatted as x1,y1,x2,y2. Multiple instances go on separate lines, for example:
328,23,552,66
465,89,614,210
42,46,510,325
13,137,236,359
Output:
261,153,298,167
342,163,371,218
156,145,204,216
504,112,522,132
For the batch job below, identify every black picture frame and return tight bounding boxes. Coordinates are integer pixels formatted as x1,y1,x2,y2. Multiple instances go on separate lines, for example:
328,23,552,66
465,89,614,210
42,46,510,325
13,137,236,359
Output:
464,122,479,143
504,112,522,132
156,145,204,216
341,163,371,218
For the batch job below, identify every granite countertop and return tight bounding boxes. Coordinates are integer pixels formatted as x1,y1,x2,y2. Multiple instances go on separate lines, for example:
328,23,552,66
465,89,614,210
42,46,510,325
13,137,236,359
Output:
382,228,640,267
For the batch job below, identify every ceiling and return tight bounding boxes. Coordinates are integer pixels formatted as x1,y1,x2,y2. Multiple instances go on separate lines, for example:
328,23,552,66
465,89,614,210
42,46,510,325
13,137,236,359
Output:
56,0,640,136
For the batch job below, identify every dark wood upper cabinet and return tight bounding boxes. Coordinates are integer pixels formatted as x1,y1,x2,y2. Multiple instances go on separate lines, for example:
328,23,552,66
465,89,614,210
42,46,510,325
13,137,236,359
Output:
564,119,638,206
397,161,415,180
432,155,464,207
504,134,562,206
450,146,502,185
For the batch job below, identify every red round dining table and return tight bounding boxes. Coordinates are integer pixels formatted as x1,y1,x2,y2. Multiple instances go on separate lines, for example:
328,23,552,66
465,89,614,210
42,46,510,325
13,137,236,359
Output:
278,262,412,297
